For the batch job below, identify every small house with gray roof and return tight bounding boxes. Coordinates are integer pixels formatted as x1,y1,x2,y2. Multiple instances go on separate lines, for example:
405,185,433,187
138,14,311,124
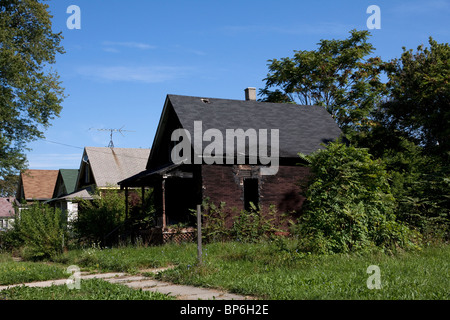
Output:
47,147,150,223
76,147,151,191
119,88,343,233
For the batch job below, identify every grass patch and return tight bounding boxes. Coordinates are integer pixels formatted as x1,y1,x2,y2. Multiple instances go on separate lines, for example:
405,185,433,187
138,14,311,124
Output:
2,242,448,300
0,254,68,286
55,243,197,273
0,279,174,300
154,242,450,300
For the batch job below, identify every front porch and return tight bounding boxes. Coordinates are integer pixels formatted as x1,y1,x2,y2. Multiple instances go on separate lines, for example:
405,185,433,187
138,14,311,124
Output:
119,163,200,244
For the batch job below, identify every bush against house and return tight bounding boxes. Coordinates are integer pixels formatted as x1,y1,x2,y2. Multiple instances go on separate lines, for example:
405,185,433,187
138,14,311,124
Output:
11,203,65,260
296,141,421,254
72,189,126,246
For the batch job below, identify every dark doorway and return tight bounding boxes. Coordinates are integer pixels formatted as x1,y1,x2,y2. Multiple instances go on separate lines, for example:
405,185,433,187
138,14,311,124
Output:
244,178,259,211
165,178,197,226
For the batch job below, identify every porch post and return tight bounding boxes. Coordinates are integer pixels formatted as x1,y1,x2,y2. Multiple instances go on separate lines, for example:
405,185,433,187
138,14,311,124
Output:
125,186,129,220
162,179,166,229
141,186,145,215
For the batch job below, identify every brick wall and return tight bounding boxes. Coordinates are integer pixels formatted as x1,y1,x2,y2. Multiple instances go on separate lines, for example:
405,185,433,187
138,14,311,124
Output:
201,164,310,228
201,165,243,210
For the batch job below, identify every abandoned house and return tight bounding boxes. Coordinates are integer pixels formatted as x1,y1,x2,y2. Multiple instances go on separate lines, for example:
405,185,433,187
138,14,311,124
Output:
119,88,343,239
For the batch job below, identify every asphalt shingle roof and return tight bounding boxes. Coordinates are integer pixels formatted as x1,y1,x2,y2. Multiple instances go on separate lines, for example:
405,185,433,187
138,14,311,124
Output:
59,169,79,195
167,94,343,158
0,198,15,218
84,147,150,187
20,170,58,200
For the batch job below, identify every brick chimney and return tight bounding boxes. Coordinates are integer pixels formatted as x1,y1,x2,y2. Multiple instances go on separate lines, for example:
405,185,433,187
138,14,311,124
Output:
244,87,256,101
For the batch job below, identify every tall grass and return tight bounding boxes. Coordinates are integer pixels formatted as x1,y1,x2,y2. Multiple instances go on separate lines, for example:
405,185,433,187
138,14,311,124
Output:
0,279,173,300
155,241,449,300
0,254,68,286
2,241,448,300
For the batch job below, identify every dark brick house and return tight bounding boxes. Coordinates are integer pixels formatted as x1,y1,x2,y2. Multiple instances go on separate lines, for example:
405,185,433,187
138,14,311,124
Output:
119,88,342,231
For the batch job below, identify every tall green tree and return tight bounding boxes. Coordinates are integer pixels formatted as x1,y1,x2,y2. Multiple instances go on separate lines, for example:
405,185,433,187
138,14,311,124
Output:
380,38,450,157
260,30,387,136
0,0,65,180
368,38,450,239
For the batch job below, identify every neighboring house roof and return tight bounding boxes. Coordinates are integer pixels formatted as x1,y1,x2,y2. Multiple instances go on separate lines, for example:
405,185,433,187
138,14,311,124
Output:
17,170,59,201
77,147,151,189
60,169,78,194
147,94,343,168
53,169,79,198
59,187,97,201
0,197,16,218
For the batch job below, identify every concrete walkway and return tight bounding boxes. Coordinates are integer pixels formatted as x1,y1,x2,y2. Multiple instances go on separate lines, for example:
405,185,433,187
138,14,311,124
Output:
0,268,252,300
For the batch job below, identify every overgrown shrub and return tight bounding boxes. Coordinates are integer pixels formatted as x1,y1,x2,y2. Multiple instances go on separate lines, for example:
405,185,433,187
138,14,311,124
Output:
194,200,231,243
296,141,421,254
367,136,450,242
72,189,126,247
13,203,65,260
194,199,283,243
232,203,281,242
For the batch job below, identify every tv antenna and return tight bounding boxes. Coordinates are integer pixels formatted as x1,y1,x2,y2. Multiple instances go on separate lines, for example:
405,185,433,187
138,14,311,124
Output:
89,126,135,148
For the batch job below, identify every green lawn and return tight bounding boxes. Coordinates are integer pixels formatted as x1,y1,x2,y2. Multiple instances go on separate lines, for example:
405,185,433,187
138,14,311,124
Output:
1,242,448,300
0,253,68,286
0,278,173,300
154,242,450,299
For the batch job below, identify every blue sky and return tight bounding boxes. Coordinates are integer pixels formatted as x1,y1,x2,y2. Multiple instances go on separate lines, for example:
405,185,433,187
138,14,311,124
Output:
26,0,450,169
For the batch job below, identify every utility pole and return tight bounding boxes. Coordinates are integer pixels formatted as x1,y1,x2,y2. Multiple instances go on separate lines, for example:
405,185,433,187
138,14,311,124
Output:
197,204,202,265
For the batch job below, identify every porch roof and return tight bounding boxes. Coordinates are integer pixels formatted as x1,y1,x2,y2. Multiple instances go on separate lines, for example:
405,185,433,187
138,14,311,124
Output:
118,163,181,188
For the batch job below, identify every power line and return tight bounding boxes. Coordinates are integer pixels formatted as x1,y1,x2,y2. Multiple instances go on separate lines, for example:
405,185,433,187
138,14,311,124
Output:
40,139,149,160
42,139,83,150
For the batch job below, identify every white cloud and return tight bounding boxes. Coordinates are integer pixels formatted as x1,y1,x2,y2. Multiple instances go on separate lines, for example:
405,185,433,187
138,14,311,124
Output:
102,41,157,51
76,65,193,83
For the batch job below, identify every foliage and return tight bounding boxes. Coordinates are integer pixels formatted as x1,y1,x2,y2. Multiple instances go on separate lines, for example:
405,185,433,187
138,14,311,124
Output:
0,174,19,197
381,38,450,156
53,242,196,273
12,203,65,260
260,29,387,136
0,255,67,285
192,199,231,243
373,138,449,240
296,141,421,254
2,242,448,300
127,188,157,233
353,38,450,241
0,0,65,179
72,189,126,247
192,198,283,243
232,202,281,243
